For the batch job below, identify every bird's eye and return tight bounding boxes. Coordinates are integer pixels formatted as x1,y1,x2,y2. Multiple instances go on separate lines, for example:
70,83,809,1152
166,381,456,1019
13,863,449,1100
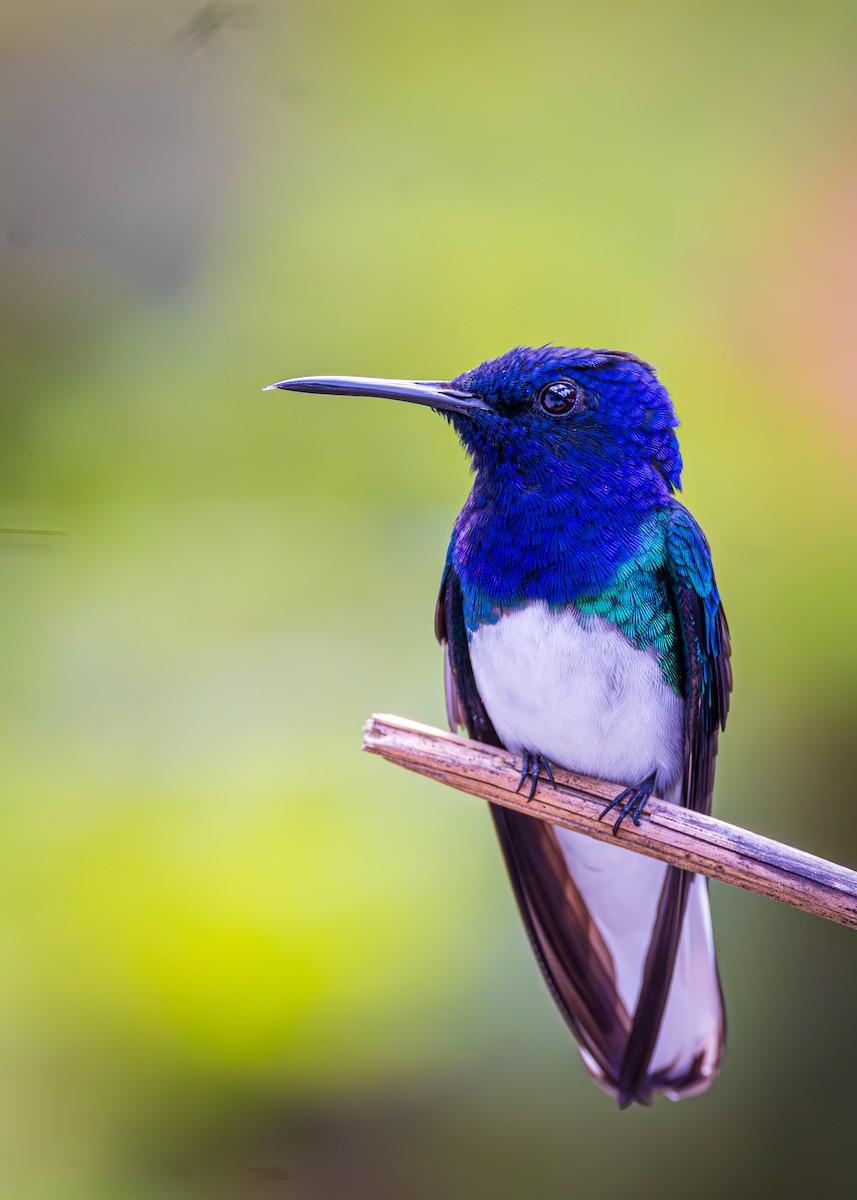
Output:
537,380,585,416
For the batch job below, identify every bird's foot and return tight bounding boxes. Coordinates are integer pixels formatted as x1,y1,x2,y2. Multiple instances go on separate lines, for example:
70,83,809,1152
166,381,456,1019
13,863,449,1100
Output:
514,750,555,802
599,772,657,836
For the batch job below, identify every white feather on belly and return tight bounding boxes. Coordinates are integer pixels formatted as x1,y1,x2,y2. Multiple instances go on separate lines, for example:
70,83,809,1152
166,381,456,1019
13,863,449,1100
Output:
468,602,684,795
469,602,722,1093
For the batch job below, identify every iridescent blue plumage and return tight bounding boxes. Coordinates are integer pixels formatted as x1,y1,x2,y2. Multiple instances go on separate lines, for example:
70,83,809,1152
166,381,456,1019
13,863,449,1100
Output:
442,347,723,700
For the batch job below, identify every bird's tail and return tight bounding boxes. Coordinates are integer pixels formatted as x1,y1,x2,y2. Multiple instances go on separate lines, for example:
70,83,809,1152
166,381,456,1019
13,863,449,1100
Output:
491,805,724,1105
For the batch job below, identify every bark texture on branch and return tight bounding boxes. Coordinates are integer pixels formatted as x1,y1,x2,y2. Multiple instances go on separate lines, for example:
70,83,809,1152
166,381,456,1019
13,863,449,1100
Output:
362,714,857,930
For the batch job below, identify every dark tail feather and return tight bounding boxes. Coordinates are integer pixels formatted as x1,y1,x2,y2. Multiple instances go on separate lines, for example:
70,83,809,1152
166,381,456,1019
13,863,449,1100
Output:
616,865,691,1105
490,806,632,1084
492,806,724,1104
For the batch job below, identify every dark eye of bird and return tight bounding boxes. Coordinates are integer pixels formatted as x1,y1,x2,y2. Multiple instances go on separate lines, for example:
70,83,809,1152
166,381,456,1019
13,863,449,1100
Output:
536,380,585,416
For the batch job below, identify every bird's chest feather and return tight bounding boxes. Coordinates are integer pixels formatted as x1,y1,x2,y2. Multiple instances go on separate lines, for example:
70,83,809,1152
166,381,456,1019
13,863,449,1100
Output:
468,602,684,797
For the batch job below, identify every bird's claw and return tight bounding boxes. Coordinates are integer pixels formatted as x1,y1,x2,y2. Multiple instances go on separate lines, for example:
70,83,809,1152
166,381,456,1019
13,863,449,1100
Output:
515,751,555,802
599,772,657,836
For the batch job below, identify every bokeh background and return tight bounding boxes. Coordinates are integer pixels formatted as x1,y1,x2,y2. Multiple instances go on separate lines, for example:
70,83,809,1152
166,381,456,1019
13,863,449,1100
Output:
1,1,856,1197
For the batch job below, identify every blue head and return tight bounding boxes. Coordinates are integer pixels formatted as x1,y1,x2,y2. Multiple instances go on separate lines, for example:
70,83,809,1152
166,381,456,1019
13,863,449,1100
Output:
267,346,683,608
447,345,682,501
267,345,681,504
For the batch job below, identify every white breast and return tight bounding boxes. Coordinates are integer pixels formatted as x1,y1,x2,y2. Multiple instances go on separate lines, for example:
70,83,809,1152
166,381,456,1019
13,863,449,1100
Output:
468,602,684,799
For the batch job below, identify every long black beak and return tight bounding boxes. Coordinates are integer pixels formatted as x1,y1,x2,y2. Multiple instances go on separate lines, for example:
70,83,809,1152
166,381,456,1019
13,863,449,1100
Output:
263,374,489,417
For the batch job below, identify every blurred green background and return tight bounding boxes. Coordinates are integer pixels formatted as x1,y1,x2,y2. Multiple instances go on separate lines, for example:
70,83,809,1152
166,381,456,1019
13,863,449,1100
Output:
1,1,856,1196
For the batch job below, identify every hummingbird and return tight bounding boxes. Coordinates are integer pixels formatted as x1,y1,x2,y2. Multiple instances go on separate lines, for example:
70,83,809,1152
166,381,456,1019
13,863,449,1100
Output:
267,345,732,1106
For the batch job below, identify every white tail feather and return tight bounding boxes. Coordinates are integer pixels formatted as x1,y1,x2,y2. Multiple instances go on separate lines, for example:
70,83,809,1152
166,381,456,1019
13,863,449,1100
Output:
651,874,723,1096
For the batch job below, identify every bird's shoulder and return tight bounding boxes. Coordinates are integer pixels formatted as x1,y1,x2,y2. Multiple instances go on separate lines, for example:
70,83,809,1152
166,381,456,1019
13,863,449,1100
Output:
660,500,718,601
660,498,732,737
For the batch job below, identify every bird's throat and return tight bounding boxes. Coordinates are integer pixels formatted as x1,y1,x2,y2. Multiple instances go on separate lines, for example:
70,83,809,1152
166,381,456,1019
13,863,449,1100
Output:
452,464,667,631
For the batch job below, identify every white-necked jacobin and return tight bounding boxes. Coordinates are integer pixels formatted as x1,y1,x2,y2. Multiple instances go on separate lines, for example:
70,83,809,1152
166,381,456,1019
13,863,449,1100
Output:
267,345,732,1107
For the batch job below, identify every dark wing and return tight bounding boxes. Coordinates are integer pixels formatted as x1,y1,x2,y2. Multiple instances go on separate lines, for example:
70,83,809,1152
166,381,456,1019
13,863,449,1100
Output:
664,502,732,817
617,503,732,1100
435,559,634,1085
434,560,497,747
